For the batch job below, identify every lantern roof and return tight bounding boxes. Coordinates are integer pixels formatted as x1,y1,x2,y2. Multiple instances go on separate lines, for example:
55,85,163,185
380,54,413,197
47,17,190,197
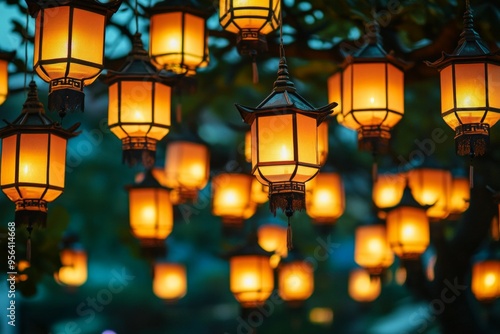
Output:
236,57,337,125
26,0,123,19
0,81,79,139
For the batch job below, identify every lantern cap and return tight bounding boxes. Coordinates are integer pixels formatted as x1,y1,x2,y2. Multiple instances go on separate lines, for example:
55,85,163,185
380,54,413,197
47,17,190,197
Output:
226,232,273,258
236,57,336,125
0,81,79,139
26,0,123,19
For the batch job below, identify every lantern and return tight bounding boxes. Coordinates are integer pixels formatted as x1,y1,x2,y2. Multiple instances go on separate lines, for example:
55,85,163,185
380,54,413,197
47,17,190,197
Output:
257,224,288,268
28,0,121,112
427,3,500,157
212,173,257,226
448,176,470,219
407,168,452,221
219,0,281,55
149,0,209,75
0,50,15,105
333,21,407,154
354,224,394,275
229,234,274,308
372,173,406,218
472,259,500,302
55,249,87,287
309,308,334,326
278,258,314,305
153,262,187,302
127,169,173,251
348,268,381,302
305,172,345,224
0,81,78,229
164,139,210,204
236,57,335,218
386,184,430,259
104,33,176,167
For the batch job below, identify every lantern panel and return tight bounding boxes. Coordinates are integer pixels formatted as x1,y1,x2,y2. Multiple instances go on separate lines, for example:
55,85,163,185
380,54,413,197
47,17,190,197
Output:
455,63,486,110
256,114,293,163
327,71,342,114
408,168,452,220
164,141,209,189
151,13,182,64
472,260,500,302
212,174,256,220
129,188,173,240
449,177,470,215
306,173,345,222
244,130,252,163
153,263,187,300
440,65,454,119
0,59,8,105
488,63,500,108
387,63,404,121
153,83,172,137
108,84,123,136
386,206,430,258
352,63,387,111
349,269,381,302
297,113,318,165
184,14,206,67
49,135,67,189
317,121,328,166
0,135,17,189
72,8,106,67
279,261,314,302
342,65,352,118
230,255,274,307
372,173,406,211
119,81,153,135
56,249,87,287
19,134,48,197
354,225,394,271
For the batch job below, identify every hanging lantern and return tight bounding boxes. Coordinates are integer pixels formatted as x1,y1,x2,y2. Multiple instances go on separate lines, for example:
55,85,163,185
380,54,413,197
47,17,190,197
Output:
305,172,345,224
407,168,452,221
348,268,381,302
28,0,121,113
257,224,288,268
104,33,176,167
212,173,257,226
354,224,394,275
427,3,500,157
219,0,281,55
0,50,15,105
386,184,430,259
127,169,173,253
448,176,470,218
55,248,88,287
251,178,269,204
0,81,78,231
236,57,335,249
333,21,407,154
372,172,406,218
149,0,209,75
153,262,187,302
472,259,500,302
164,138,210,204
229,233,274,308
278,258,314,305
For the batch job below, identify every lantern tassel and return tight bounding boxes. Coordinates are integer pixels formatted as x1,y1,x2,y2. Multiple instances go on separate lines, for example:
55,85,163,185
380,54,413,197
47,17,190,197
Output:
372,160,378,183
287,216,293,251
251,53,259,84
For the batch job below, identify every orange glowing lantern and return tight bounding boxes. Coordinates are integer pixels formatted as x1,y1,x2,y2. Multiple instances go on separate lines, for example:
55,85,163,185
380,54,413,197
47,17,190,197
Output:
472,259,500,302
153,262,187,302
55,249,88,287
257,224,288,268
372,173,406,216
354,224,394,275
448,176,470,219
306,172,345,224
348,268,381,302
278,258,314,304
251,178,269,204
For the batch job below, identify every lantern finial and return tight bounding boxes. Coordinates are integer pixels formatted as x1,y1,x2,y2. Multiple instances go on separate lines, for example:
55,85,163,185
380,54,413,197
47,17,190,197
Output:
273,57,296,92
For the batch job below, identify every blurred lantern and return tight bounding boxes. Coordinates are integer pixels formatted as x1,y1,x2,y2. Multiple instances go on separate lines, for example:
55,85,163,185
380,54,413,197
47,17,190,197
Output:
0,50,15,105
149,0,209,75
257,224,288,268
0,81,78,249
236,57,335,248
127,169,173,255
164,138,210,204
348,268,381,302
153,262,187,302
317,121,329,166
386,184,430,259
278,254,314,305
16,260,30,282
55,248,88,287
472,259,500,302
427,2,500,158
251,178,269,204
372,172,406,218
309,307,334,326
448,176,470,219
407,168,452,221
104,33,176,167
28,0,121,113
306,172,345,225
229,233,274,308
212,173,256,226
354,224,394,275
333,21,407,155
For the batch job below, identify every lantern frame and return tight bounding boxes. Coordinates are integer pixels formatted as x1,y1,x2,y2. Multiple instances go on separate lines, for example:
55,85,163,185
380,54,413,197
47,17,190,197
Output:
0,49,15,106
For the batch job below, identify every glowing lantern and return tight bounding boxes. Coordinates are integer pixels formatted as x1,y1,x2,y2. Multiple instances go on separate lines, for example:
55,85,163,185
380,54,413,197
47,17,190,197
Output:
305,172,345,224
55,249,87,287
219,0,281,55
0,81,78,230
28,0,121,112
427,3,500,157
278,258,314,304
149,0,209,75
127,169,173,250
407,168,452,221
334,21,407,154
0,50,15,105
153,262,187,302
372,173,406,217
104,33,175,167
348,268,381,302
229,234,274,308
212,173,257,226
257,224,288,268
386,184,430,259
472,260,500,302
354,224,394,275
448,176,470,219
164,139,210,204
